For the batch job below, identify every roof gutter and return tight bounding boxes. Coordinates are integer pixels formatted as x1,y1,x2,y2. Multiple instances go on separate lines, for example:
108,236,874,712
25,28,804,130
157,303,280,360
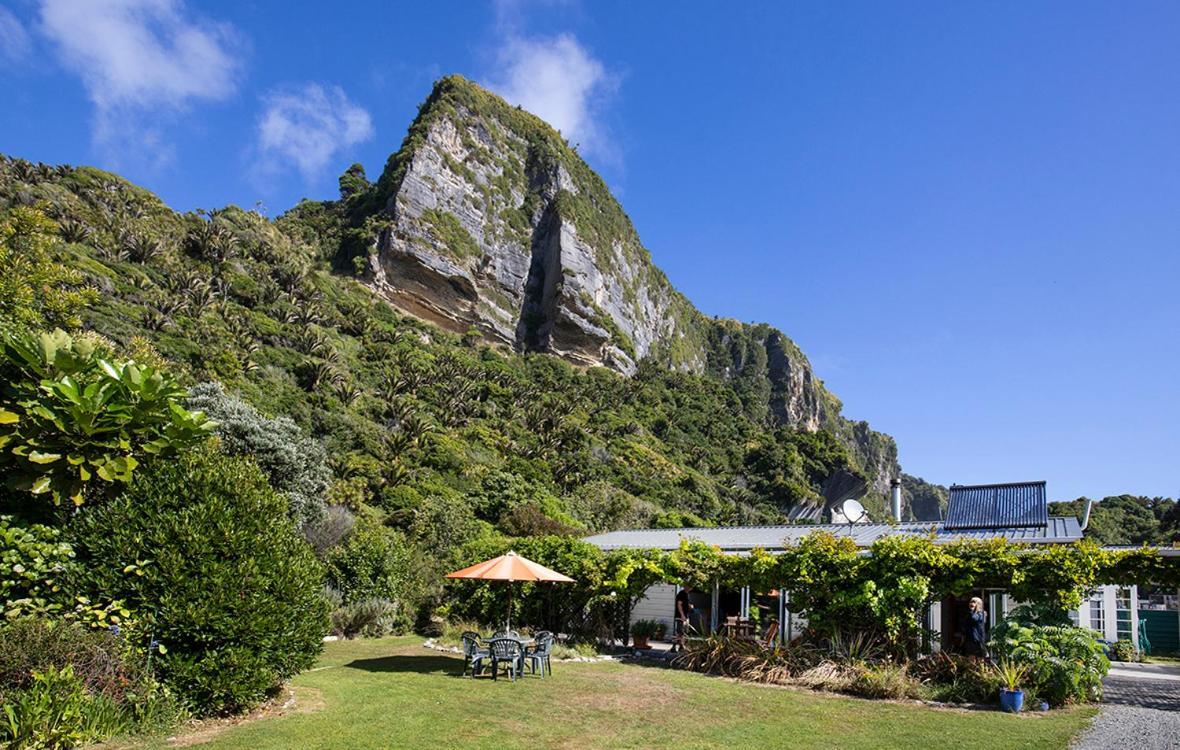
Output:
1080,497,1095,531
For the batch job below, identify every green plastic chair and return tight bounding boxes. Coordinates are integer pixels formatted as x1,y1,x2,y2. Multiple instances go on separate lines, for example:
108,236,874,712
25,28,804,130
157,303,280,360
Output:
525,632,554,677
488,638,524,682
460,632,490,678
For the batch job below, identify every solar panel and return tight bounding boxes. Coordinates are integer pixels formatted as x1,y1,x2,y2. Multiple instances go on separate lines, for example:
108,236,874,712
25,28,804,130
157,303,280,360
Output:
944,481,1048,530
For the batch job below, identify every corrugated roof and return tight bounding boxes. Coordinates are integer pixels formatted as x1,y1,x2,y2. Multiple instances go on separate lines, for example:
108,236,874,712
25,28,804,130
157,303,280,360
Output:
944,481,1048,530
583,516,1081,552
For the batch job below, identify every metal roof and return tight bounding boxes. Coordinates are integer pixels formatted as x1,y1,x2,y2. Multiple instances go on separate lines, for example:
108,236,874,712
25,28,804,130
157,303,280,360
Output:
583,516,1082,552
944,481,1048,530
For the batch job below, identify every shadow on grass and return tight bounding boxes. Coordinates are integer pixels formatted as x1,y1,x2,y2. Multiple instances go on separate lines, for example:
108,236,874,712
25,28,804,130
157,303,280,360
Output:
344,655,465,676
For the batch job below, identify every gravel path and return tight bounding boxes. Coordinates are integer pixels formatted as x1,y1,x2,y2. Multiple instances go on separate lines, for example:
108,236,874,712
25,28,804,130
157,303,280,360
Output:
1072,704,1180,750
1072,665,1180,750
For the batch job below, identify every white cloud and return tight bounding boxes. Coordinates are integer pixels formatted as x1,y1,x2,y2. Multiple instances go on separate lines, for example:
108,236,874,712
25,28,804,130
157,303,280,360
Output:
485,32,618,162
0,7,31,62
38,0,242,163
256,84,374,180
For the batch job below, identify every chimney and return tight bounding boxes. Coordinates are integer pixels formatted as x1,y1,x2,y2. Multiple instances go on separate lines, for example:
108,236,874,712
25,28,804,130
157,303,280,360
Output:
890,478,903,523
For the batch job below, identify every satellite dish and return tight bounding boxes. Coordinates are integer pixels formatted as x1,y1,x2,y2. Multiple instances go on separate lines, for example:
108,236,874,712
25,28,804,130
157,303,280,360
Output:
840,498,867,524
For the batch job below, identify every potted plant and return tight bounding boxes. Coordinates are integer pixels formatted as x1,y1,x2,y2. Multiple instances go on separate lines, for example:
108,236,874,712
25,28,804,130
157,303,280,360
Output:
653,622,668,641
996,659,1028,713
631,619,661,649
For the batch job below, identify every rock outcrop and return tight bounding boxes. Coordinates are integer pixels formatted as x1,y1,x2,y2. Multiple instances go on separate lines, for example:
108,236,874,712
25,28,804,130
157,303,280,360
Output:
360,76,901,499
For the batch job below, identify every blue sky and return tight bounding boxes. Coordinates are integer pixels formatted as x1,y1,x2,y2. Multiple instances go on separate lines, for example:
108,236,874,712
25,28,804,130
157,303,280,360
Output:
1,1,1177,501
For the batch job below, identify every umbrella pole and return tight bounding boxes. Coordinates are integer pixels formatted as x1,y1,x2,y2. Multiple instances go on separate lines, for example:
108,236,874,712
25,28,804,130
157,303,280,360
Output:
507,582,513,631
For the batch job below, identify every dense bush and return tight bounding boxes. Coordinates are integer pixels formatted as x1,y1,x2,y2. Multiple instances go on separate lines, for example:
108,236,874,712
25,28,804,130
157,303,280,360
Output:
0,619,182,747
186,382,331,527
325,521,414,607
1112,639,1137,662
67,447,329,715
990,605,1109,706
909,652,1000,704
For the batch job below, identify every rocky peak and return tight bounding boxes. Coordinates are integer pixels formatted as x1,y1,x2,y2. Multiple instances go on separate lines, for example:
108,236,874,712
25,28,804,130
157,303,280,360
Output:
357,75,901,500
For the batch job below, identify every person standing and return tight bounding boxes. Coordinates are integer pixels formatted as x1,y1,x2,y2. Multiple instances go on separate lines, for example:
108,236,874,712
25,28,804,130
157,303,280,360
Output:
673,586,694,653
966,596,988,658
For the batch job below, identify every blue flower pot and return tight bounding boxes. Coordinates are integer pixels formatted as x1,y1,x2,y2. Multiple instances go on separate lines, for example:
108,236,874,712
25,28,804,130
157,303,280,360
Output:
1000,688,1024,713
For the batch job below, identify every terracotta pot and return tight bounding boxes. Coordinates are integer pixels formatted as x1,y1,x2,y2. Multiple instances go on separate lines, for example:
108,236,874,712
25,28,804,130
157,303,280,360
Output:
633,635,651,649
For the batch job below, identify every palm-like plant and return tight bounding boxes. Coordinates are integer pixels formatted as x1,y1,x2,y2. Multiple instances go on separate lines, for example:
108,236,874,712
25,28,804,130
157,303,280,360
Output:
186,284,216,315
57,218,92,244
995,659,1028,691
126,233,164,263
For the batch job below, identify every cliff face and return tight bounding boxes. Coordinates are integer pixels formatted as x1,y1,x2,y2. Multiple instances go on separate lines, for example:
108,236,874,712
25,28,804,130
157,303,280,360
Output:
360,76,900,500
366,77,701,376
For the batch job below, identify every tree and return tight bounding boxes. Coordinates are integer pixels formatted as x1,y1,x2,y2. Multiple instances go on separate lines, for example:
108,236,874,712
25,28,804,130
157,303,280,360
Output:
0,329,214,507
0,206,96,333
185,382,330,527
68,447,329,716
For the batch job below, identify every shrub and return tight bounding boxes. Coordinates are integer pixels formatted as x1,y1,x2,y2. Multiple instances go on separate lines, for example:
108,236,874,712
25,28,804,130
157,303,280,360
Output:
0,621,183,747
910,652,999,704
325,522,414,615
0,516,128,627
630,619,661,639
68,447,329,715
186,382,331,527
847,664,922,700
1,517,75,622
1112,639,1137,662
330,598,399,639
0,205,96,333
990,605,1109,706
0,328,213,507
1,664,96,749
303,505,356,557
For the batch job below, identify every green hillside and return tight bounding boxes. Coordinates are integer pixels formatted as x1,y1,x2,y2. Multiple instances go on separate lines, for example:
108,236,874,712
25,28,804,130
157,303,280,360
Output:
0,154,887,601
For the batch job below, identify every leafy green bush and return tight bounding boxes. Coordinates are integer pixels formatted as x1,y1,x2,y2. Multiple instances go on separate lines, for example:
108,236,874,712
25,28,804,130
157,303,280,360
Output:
325,521,414,614
0,516,128,628
990,605,1109,706
909,652,999,704
1,664,96,749
0,328,213,507
1,517,74,622
630,619,662,638
0,205,96,333
1112,639,1137,662
68,447,329,715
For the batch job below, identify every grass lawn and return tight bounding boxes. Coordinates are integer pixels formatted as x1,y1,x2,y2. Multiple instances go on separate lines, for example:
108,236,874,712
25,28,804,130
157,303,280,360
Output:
120,637,1096,750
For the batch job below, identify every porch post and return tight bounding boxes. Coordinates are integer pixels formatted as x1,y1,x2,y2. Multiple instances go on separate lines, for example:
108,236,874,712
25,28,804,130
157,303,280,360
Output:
779,589,787,645
711,581,720,633
1131,585,1141,651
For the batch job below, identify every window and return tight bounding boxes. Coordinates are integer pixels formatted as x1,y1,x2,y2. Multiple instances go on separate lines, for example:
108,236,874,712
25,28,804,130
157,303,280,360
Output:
1089,596,1105,634
1116,588,1133,641
988,592,1006,628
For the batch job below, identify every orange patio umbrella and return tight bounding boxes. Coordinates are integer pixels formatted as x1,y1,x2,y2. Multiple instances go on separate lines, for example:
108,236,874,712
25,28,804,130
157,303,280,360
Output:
446,551,575,630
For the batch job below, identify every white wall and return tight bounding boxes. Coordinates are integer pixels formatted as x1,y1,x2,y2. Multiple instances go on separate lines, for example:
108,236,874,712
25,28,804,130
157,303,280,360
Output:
1070,584,1140,648
631,583,677,634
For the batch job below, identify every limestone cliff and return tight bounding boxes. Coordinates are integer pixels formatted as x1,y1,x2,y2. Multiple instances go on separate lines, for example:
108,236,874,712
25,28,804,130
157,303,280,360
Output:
357,76,900,501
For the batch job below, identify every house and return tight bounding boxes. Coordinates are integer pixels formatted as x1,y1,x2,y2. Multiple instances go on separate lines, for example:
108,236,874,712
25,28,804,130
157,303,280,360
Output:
583,480,1144,650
